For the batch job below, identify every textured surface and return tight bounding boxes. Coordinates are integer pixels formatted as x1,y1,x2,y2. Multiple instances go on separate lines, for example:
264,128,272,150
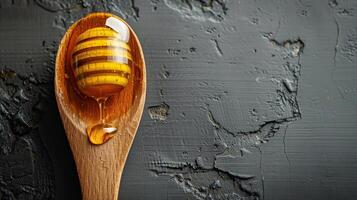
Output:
0,0,357,199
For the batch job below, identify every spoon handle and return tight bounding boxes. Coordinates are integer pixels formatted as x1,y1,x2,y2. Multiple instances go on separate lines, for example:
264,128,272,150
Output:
60,113,134,200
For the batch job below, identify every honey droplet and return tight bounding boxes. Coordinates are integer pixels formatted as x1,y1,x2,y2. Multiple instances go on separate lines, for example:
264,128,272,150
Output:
87,123,118,145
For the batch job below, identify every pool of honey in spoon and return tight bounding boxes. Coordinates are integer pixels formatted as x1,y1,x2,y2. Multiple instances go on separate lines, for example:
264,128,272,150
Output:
62,14,142,143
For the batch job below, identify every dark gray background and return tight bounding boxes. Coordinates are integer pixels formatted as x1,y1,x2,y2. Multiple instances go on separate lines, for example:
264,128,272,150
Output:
0,0,357,199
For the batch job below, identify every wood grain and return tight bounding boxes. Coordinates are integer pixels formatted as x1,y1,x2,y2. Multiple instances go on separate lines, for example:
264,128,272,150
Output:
54,13,146,200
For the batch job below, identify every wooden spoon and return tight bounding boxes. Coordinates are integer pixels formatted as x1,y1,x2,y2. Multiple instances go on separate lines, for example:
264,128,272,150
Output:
54,13,146,200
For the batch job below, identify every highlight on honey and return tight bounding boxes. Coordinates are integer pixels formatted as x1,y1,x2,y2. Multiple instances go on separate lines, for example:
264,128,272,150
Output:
66,15,137,145
71,16,132,98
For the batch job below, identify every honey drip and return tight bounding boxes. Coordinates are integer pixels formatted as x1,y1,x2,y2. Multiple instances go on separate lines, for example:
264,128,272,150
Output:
87,98,118,145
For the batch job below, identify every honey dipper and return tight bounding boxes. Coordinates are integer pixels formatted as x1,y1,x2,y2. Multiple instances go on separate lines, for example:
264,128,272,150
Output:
54,13,146,200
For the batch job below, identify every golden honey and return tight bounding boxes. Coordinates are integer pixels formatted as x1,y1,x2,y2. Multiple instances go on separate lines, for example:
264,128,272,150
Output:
72,27,132,97
68,15,135,145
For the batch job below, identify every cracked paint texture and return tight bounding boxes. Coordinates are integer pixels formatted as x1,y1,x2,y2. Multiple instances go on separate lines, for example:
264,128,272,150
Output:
0,0,357,200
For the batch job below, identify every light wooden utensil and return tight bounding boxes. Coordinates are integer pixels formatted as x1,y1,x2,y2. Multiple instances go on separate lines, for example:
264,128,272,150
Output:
54,13,146,200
